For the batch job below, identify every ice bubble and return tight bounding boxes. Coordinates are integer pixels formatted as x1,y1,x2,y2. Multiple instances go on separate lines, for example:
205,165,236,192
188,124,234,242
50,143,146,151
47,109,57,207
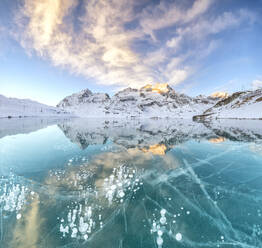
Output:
111,185,117,190
118,191,125,198
87,207,92,218
79,217,89,233
16,213,22,220
157,236,163,246
160,209,166,215
175,233,182,241
60,224,69,237
152,222,157,232
160,217,166,225
71,227,78,238
186,211,190,215
157,230,163,236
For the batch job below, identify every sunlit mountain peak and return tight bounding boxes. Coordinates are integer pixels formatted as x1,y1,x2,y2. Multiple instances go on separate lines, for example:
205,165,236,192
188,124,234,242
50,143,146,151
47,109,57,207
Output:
210,92,229,99
141,83,171,94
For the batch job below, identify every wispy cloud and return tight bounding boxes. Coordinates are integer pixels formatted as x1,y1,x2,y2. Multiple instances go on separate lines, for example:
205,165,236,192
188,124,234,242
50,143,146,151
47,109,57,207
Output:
13,0,256,89
252,79,262,90
139,0,213,39
176,9,255,40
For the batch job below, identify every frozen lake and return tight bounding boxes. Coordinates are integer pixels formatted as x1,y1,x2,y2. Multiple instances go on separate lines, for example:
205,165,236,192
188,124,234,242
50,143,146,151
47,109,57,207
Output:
0,118,262,248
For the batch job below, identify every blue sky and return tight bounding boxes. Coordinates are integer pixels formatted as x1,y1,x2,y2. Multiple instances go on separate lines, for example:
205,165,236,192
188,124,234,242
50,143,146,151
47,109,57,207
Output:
0,0,262,106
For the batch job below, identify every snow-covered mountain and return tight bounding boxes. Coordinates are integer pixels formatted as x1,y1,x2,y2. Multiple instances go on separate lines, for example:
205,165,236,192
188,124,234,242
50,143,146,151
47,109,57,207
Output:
2,85,261,120
193,89,262,121
57,89,110,117
57,84,217,118
0,94,70,118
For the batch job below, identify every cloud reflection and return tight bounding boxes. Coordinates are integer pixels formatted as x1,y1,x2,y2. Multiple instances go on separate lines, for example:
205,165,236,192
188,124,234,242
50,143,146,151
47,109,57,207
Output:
10,194,43,248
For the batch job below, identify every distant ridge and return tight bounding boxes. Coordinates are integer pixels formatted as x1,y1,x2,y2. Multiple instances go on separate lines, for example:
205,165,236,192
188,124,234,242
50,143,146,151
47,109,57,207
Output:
0,94,70,118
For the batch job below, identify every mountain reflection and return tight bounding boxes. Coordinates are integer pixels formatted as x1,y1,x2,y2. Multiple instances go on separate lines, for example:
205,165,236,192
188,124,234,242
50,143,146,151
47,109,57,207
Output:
141,144,168,155
57,118,212,151
57,118,262,151
208,137,226,143
10,195,42,248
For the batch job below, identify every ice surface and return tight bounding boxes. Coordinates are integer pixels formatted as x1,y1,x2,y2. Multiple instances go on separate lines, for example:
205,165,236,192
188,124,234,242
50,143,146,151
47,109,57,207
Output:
0,118,262,247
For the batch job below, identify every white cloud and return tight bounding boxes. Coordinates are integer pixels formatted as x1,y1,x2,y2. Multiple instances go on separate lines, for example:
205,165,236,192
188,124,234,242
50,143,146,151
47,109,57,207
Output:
177,9,254,40
12,0,256,89
252,79,262,90
167,69,189,85
166,36,182,50
15,0,154,88
139,0,213,39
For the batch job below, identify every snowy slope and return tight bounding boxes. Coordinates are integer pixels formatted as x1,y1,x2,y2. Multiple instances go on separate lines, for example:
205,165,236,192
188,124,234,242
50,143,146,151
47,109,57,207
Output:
57,84,217,119
0,94,70,118
193,89,262,120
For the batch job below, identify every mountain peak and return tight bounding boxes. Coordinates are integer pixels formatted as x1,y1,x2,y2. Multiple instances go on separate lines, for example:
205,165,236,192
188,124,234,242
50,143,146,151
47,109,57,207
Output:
210,92,229,99
140,83,173,94
57,88,93,107
78,88,93,97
